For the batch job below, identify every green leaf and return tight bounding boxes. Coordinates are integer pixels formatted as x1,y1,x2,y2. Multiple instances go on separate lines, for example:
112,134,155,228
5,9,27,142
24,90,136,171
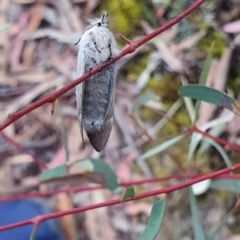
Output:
122,187,135,203
188,133,201,163
206,207,235,240
180,85,240,116
39,165,66,182
200,138,232,167
189,187,205,240
210,179,240,194
39,159,118,191
140,3,157,28
199,44,213,86
87,159,118,191
139,135,184,161
29,225,37,240
132,92,160,113
135,199,166,240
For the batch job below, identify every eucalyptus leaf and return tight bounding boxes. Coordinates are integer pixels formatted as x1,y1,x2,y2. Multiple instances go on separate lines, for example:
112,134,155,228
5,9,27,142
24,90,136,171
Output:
136,199,166,240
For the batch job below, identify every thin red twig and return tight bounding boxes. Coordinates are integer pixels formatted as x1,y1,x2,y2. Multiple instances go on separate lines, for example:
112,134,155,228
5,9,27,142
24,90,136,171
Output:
191,125,240,152
0,132,47,170
1,173,240,203
1,161,240,232
0,174,194,203
0,0,206,131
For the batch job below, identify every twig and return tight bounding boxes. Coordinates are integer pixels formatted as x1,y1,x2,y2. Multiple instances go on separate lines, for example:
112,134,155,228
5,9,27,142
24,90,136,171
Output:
2,160,240,232
1,173,240,203
0,132,47,170
190,125,240,152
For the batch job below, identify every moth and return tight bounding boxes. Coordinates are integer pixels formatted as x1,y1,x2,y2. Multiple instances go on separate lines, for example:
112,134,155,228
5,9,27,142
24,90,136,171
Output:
75,12,119,152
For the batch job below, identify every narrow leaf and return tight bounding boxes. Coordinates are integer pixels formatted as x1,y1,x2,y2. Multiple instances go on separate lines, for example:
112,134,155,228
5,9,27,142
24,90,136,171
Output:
210,179,240,194
188,133,202,163
29,225,38,240
180,85,240,116
122,187,135,203
132,92,160,113
139,135,184,161
199,44,213,86
189,187,205,240
200,138,232,167
135,199,166,240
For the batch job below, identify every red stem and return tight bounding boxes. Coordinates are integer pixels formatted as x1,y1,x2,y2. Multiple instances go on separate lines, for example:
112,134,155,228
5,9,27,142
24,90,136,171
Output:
1,173,240,203
0,132,47,170
191,125,240,152
0,0,206,131
1,161,240,232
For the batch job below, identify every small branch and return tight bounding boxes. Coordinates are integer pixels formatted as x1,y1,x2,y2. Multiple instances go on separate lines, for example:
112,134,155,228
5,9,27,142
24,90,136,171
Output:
0,132,47,170
1,160,240,232
0,0,206,131
1,172,240,203
0,174,193,203
190,125,240,152
118,34,132,45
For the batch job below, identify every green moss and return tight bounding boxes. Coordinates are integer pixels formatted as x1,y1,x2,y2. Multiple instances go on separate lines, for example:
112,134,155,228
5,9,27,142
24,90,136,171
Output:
124,55,148,82
101,0,143,36
162,122,178,135
147,73,181,102
146,157,164,177
198,26,226,58
175,112,191,126
141,107,157,122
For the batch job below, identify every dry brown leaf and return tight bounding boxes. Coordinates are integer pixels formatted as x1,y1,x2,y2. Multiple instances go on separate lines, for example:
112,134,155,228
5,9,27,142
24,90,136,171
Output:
21,28,79,44
85,189,117,240
22,41,36,68
55,192,76,240
115,99,152,178
6,154,33,165
0,75,64,122
12,0,36,3
16,70,55,83
197,47,233,125
27,1,44,32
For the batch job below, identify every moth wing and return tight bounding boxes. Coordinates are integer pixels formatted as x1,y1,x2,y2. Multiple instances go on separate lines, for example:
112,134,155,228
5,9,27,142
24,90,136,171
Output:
87,98,114,152
76,48,86,149
104,64,117,120
87,65,117,152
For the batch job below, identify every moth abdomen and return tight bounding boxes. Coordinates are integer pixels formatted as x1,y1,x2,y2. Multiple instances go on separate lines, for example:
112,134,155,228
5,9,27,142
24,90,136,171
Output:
83,119,104,133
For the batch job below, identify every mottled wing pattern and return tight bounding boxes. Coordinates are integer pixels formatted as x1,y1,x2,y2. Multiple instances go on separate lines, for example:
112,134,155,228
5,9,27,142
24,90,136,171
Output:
87,97,114,152
87,64,117,152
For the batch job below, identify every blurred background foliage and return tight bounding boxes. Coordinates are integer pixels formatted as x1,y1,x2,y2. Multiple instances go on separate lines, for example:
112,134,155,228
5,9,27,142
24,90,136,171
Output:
1,0,240,239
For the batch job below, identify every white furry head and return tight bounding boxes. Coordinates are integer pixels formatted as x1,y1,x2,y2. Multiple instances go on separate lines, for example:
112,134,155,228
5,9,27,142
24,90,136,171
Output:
87,12,108,28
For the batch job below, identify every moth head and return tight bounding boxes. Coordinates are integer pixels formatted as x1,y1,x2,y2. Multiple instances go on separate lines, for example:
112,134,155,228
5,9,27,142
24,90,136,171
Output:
88,12,108,28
